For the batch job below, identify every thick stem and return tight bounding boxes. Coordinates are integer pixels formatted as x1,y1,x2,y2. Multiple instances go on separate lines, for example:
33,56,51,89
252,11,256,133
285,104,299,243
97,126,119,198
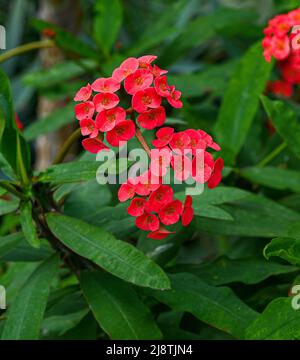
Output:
135,128,151,157
0,40,55,64
52,128,82,165
0,181,27,200
258,142,287,167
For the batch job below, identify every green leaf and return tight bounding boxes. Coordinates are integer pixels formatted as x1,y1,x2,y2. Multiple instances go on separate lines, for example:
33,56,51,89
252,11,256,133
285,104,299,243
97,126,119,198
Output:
245,298,300,340
264,237,300,266
146,273,258,339
80,271,162,340
172,256,298,286
24,103,74,141
38,161,100,184
261,96,300,159
168,61,237,98
241,166,300,193
0,196,19,215
0,232,23,257
46,213,170,290
1,255,59,340
93,0,122,56
195,205,233,221
195,194,300,238
20,201,40,248
214,42,273,164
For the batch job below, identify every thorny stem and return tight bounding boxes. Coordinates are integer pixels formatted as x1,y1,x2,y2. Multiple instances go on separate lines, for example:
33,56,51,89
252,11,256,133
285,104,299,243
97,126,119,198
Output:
258,142,287,167
135,128,151,157
0,181,27,200
52,127,82,165
0,40,55,64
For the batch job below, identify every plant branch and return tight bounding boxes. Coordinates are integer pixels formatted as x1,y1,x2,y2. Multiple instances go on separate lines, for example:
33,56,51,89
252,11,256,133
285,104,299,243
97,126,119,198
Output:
0,181,27,200
258,142,287,167
135,128,151,157
0,40,55,64
52,127,82,165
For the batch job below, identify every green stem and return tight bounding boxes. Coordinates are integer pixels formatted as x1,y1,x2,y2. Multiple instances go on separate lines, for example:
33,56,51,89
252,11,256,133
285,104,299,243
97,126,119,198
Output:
0,181,26,200
0,40,55,64
52,128,82,165
258,142,287,168
135,128,151,157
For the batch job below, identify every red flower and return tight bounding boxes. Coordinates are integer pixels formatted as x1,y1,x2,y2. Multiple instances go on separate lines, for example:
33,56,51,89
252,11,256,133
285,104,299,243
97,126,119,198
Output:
152,127,174,148
132,87,162,113
198,130,221,151
147,228,175,240
79,118,98,138
169,131,190,153
167,86,183,108
95,107,126,132
148,185,173,213
118,180,136,202
171,153,192,181
136,212,160,231
192,151,214,183
134,171,160,196
112,57,139,82
184,129,206,154
15,113,23,130
127,198,147,217
159,200,183,226
82,138,109,154
93,93,119,112
181,195,194,226
150,148,171,177
75,101,95,120
138,55,157,68
124,69,154,95
207,158,224,189
137,106,166,130
91,77,120,93
150,64,168,77
74,84,92,101
106,120,135,147
267,80,293,98
154,76,170,97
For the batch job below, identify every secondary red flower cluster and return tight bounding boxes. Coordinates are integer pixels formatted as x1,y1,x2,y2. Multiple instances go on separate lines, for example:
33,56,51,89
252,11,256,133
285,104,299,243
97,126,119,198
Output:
263,8,300,98
74,55,224,239
74,55,183,153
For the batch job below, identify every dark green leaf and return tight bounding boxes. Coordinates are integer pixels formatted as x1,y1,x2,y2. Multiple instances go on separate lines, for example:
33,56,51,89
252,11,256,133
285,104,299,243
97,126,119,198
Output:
20,201,40,248
81,271,162,339
264,237,300,266
46,213,170,290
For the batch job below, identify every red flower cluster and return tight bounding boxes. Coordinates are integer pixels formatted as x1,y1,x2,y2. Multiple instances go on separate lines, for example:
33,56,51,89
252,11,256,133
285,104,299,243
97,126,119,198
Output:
74,55,224,239
74,55,183,153
117,127,223,239
263,8,300,97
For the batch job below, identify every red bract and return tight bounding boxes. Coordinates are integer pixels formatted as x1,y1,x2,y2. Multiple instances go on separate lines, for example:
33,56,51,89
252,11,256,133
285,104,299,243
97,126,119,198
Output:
124,69,154,95
106,120,135,147
74,84,92,102
154,76,170,97
147,228,175,240
92,77,120,93
112,57,139,82
159,200,183,226
95,107,126,132
137,106,166,129
136,212,160,231
207,158,224,189
118,181,136,202
74,54,224,240
182,195,194,226
148,185,173,213
152,127,174,148
93,93,119,112
167,86,183,108
75,101,95,120
132,87,161,113
79,118,98,138
82,138,109,154
127,197,147,217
